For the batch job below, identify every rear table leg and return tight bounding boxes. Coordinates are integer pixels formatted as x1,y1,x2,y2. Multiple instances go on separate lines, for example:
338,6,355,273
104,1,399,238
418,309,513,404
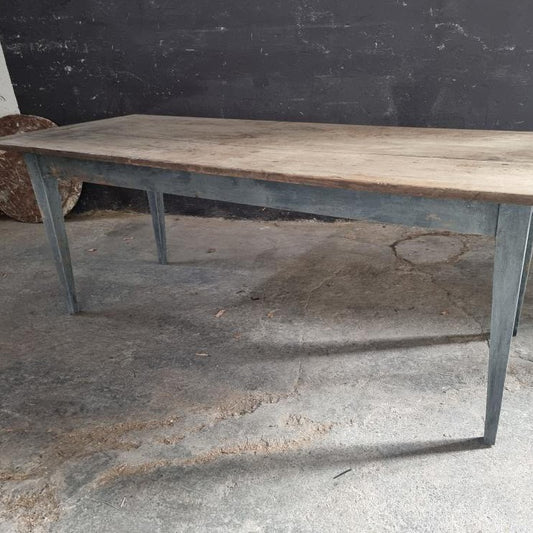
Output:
24,154,79,314
147,190,167,264
513,211,533,336
484,204,532,445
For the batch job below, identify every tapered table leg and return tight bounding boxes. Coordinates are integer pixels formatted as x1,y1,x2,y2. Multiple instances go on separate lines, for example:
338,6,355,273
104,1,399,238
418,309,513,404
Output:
513,211,533,336
24,154,79,314
484,204,532,444
147,190,167,264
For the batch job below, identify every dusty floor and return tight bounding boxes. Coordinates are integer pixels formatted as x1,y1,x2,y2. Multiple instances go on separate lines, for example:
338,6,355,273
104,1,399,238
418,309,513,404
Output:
1,212,533,532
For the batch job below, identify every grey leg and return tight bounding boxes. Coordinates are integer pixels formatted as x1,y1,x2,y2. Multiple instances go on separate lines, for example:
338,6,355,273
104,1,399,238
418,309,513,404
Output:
484,204,532,445
513,211,533,336
24,154,79,314
147,190,167,264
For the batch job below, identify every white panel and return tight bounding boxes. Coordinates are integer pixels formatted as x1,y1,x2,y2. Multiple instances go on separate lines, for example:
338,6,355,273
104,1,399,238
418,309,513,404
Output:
0,43,19,117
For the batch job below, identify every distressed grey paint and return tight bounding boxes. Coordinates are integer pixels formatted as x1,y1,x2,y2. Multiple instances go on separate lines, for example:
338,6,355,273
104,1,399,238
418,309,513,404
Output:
485,204,532,444
147,190,167,265
42,156,500,236
24,153,78,314
513,213,533,336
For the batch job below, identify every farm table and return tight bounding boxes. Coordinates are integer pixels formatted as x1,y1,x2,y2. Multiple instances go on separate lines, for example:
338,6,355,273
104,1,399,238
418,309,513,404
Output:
1,114,533,446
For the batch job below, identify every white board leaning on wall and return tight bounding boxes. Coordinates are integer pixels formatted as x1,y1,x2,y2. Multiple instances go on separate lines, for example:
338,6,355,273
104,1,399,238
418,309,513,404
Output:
0,42,19,117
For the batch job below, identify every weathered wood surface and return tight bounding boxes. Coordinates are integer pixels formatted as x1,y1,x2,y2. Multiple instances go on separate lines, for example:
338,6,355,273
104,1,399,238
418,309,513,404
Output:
0,114,82,222
2,115,533,205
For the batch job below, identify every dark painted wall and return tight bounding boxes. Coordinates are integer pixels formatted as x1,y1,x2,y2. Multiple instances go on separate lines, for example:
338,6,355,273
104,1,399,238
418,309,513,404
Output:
1,1,532,218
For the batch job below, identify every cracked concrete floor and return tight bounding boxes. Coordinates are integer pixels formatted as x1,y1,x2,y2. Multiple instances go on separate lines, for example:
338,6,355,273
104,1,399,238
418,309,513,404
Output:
1,212,533,532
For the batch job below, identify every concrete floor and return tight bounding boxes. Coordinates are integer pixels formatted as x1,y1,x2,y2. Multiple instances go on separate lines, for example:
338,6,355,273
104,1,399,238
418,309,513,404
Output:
1,212,533,532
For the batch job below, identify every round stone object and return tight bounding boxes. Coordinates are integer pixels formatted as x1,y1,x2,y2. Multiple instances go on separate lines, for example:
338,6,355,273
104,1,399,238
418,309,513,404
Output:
0,114,82,223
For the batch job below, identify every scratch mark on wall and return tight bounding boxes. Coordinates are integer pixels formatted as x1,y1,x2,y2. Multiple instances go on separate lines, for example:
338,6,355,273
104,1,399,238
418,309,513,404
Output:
434,22,489,51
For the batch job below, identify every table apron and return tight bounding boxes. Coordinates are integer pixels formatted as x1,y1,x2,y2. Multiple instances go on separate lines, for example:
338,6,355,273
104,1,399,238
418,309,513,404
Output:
40,155,499,236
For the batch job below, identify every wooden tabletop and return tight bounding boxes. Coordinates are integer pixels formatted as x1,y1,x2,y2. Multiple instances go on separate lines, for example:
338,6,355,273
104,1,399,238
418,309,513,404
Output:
2,114,533,205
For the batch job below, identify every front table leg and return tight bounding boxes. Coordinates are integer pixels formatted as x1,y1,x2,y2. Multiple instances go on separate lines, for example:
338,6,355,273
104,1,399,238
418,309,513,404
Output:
24,154,79,314
147,190,167,264
485,204,532,444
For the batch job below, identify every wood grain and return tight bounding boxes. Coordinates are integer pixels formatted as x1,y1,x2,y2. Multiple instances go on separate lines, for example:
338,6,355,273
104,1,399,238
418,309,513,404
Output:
2,115,533,204
0,114,82,223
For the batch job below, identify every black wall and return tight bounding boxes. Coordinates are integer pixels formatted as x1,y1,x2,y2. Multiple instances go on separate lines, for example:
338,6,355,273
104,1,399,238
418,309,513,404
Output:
1,1,532,218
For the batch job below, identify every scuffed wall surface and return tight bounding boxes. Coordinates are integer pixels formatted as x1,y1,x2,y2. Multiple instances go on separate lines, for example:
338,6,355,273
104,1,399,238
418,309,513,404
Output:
1,0,532,215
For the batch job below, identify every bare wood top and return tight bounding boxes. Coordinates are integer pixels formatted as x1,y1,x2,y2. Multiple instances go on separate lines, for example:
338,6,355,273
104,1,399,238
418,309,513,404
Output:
2,114,533,204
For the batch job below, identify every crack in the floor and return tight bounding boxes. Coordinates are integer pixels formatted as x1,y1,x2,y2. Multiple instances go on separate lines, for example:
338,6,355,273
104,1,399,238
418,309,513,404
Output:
293,361,303,397
303,266,345,313
390,233,487,340
390,232,470,266
426,270,487,339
